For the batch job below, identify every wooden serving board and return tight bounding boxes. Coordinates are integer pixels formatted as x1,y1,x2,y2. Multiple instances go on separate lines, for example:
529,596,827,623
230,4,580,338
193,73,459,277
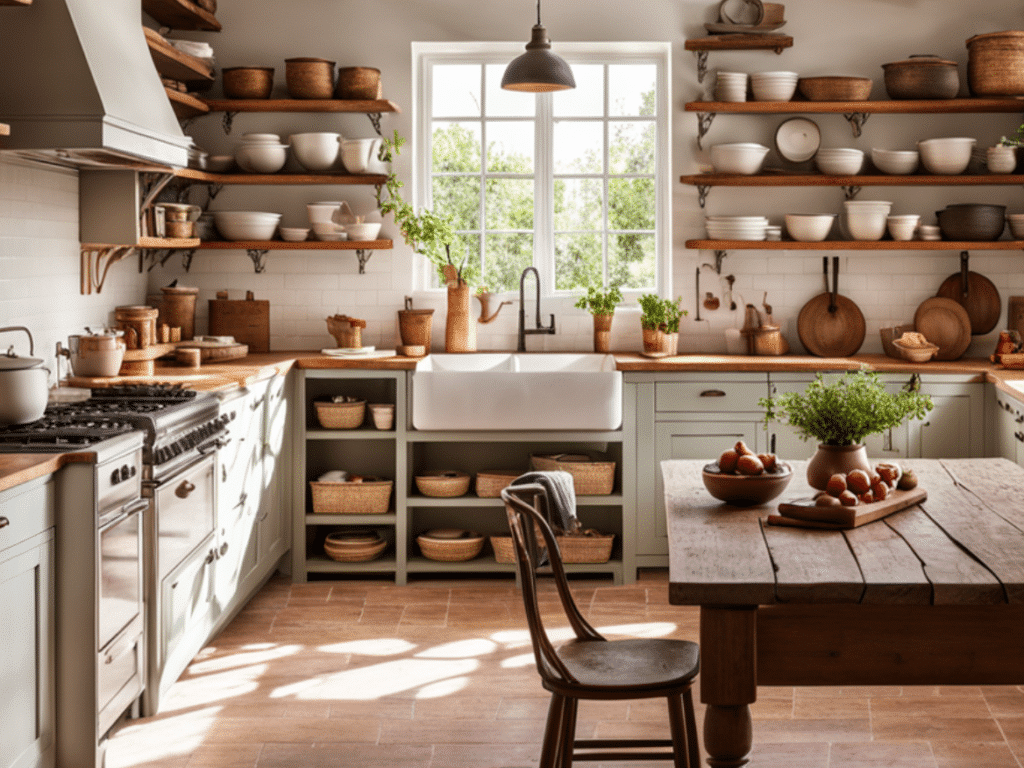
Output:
769,487,927,529
208,298,269,353
175,341,248,362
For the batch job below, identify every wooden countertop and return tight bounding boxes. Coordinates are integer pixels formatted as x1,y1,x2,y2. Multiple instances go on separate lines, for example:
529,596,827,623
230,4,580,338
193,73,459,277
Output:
0,452,94,495
613,352,997,376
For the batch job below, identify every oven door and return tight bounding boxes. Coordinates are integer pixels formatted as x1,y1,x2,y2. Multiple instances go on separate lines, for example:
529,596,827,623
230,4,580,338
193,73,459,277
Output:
151,453,216,581
98,497,147,651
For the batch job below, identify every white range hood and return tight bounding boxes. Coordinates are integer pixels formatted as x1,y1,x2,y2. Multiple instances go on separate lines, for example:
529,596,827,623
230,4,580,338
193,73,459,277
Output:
0,0,190,168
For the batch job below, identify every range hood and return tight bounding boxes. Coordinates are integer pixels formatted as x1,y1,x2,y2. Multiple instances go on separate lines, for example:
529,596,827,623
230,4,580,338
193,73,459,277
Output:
0,0,190,169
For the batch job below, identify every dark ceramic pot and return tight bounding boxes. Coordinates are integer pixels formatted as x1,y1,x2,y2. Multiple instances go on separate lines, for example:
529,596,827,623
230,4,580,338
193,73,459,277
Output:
936,204,1006,241
883,55,960,100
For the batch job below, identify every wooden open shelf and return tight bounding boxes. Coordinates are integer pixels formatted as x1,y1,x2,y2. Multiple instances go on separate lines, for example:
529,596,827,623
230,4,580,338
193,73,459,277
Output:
687,239,1024,250
144,28,214,83
142,0,220,31
175,168,388,185
0,0,32,5
681,171,1024,188
197,239,392,250
685,98,1024,114
202,98,401,115
0,124,10,137
685,33,793,53
166,89,210,119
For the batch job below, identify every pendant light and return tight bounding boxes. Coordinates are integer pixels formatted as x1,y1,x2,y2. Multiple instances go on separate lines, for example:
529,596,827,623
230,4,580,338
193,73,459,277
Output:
501,0,576,93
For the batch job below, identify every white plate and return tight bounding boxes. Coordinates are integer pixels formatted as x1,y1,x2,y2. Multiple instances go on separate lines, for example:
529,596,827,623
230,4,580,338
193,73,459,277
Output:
775,117,821,163
321,346,376,356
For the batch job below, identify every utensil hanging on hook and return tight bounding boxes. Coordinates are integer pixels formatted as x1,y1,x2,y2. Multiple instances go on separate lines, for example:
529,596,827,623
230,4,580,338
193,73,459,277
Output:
797,256,866,357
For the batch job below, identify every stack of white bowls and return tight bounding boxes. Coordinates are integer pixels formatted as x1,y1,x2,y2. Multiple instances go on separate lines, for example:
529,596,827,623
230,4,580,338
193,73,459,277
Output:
917,224,942,241
212,211,282,241
715,72,748,102
750,71,799,102
815,147,865,175
709,143,770,175
306,201,348,241
843,200,892,241
705,215,769,241
886,214,920,241
235,133,289,174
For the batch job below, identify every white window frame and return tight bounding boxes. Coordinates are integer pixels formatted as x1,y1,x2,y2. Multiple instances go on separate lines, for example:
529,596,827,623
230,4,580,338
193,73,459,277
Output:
412,41,671,298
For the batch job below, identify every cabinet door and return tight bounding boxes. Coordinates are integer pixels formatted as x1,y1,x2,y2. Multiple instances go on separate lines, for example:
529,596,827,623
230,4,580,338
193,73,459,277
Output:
258,374,289,563
915,382,985,459
160,537,216,698
0,533,54,768
639,420,764,556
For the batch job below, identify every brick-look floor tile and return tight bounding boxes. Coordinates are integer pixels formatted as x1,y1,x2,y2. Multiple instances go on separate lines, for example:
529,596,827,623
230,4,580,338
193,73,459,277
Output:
931,741,1021,767
828,741,936,767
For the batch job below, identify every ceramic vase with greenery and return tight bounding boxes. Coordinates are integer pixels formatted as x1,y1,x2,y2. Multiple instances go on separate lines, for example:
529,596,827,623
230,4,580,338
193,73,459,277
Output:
575,284,623,353
759,370,933,490
638,293,685,356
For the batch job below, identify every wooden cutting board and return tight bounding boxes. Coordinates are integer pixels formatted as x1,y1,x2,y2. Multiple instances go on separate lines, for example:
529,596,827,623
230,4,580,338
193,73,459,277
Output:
767,486,927,529
175,341,249,362
208,297,269,352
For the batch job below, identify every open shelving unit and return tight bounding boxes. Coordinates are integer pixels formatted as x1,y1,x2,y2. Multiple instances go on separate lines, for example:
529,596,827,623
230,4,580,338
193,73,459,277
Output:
174,167,388,186
142,0,221,31
685,239,1024,251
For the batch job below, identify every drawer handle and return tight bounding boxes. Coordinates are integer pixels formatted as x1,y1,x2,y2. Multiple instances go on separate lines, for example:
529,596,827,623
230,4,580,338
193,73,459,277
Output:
0,517,8,530
700,389,726,397
175,480,196,499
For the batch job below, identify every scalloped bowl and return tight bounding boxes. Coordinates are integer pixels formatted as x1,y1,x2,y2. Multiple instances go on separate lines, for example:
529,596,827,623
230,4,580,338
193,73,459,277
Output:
702,461,793,505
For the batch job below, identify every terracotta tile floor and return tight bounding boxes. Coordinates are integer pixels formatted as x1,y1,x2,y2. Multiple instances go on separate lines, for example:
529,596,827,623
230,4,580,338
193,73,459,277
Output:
106,570,1024,768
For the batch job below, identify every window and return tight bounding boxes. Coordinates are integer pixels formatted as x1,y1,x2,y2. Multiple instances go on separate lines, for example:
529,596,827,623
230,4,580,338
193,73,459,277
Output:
414,43,671,296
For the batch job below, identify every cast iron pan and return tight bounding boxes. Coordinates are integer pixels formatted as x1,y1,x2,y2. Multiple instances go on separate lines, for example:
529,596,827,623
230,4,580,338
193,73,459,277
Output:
797,256,866,357
936,251,1000,335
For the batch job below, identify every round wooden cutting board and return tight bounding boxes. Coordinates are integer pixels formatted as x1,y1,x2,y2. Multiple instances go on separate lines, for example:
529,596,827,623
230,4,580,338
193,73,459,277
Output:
914,297,971,360
797,293,866,357
935,252,1000,335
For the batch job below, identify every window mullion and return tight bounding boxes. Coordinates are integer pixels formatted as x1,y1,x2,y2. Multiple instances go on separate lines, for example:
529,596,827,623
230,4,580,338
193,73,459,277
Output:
534,92,554,295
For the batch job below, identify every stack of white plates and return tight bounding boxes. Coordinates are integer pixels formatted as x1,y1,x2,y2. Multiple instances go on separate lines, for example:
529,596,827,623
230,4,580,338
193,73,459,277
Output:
715,72,748,102
750,71,799,102
815,147,865,175
706,215,769,241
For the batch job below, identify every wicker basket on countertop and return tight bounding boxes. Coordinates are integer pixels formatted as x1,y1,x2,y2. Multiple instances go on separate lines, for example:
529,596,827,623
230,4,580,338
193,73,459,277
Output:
310,476,392,515
530,453,616,495
475,469,522,498
314,398,366,429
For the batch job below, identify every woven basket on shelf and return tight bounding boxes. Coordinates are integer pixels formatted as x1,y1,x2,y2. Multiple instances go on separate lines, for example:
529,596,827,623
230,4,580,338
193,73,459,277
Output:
323,530,387,562
491,531,615,564
415,470,471,498
314,399,366,429
335,66,381,99
530,453,616,495
967,31,1024,95
417,531,484,562
222,67,274,99
310,478,393,515
285,57,336,99
475,469,522,498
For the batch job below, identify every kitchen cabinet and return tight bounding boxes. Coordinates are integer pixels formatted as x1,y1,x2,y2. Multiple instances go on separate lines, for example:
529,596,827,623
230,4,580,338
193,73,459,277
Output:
992,389,1024,467
0,476,55,768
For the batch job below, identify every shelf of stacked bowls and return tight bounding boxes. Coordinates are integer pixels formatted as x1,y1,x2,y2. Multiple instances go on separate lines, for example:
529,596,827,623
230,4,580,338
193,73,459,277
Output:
842,200,892,241
705,215,769,241
288,132,342,173
917,137,976,175
306,201,348,241
235,133,289,174
871,148,920,175
784,213,836,242
750,71,799,102
709,143,769,175
814,147,864,175
212,211,283,241
715,71,748,102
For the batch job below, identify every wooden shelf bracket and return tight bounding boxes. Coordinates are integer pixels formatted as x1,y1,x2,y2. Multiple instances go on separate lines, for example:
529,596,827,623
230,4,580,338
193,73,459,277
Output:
247,249,269,273
80,245,136,294
222,111,237,134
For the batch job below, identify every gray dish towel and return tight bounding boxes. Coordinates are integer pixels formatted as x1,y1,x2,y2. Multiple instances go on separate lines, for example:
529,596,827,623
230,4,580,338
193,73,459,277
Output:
509,470,581,534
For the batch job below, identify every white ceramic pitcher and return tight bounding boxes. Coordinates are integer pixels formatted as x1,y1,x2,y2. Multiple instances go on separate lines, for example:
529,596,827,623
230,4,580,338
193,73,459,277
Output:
340,138,387,175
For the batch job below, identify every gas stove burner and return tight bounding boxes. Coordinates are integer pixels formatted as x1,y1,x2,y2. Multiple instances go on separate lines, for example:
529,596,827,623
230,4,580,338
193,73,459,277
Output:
0,416,136,451
91,383,198,401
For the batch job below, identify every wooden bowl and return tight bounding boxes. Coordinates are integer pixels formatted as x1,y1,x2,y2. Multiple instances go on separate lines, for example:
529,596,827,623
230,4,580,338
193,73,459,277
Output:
798,76,873,101
702,461,793,505
415,470,471,497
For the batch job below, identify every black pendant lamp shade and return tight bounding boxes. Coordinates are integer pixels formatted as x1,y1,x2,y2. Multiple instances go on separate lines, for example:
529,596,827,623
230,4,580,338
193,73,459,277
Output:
501,1,576,92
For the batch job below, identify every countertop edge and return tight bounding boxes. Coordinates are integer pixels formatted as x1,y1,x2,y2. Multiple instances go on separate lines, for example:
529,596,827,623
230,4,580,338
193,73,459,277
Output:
0,452,95,495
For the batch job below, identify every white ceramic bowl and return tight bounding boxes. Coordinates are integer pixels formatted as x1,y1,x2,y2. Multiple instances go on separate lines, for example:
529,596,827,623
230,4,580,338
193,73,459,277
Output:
288,132,342,172
887,214,920,241
987,146,1017,174
213,211,282,241
345,222,383,241
235,143,288,173
279,227,310,242
917,137,976,175
843,200,891,241
239,133,281,144
307,202,342,224
750,72,799,102
871,148,919,175
1006,214,1024,239
784,213,836,242
814,148,864,175
312,221,346,239
709,143,770,175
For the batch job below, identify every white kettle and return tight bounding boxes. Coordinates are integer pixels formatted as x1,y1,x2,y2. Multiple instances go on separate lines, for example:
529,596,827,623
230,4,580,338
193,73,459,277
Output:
340,138,387,175
0,326,49,426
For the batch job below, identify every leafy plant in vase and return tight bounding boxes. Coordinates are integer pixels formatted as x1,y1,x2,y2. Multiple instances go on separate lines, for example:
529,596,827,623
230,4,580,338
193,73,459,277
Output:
377,132,479,352
638,293,685,357
758,370,932,490
575,283,622,353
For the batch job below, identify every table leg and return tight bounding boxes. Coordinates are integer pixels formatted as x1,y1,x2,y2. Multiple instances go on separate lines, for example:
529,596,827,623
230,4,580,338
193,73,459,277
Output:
699,606,757,768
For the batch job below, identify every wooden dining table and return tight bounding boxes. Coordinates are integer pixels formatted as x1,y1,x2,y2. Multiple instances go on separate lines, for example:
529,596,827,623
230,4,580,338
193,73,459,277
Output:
662,457,1024,768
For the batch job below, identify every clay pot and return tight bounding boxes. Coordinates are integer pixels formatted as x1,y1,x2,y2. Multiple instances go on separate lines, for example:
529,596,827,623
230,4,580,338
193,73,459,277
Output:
445,283,476,353
593,314,613,353
805,444,872,491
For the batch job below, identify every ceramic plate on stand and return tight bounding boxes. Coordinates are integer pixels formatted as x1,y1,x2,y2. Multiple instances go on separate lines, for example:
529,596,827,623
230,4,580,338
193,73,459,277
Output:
775,117,821,163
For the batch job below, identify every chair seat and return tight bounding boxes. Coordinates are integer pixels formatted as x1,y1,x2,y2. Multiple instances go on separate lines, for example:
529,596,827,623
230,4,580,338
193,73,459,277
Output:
553,638,700,695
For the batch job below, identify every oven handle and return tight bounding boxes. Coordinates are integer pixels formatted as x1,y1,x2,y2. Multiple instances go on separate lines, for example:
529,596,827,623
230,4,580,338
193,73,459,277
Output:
98,498,149,532
197,436,230,456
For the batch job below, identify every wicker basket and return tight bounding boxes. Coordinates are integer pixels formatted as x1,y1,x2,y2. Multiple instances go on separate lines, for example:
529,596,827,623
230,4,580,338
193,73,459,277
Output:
335,66,381,100
222,67,274,99
415,470,471,497
285,57,336,99
967,31,1024,96
417,531,484,562
530,453,616,495
797,76,873,101
491,531,615,564
475,469,522,498
310,478,392,515
324,530,387,562
314,399,366,429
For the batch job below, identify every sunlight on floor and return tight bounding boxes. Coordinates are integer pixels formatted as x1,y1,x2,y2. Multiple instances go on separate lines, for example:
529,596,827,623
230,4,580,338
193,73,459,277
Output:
106,707,222,766
272,658,480,700
186,644,303,675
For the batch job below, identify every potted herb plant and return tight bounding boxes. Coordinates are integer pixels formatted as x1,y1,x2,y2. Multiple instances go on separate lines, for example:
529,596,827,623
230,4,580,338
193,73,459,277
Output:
575,283,623,353
638,293,685,357
758,370,933,490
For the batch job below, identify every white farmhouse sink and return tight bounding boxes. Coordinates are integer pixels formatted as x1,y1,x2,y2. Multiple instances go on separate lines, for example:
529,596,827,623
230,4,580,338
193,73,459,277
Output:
412,353,622,431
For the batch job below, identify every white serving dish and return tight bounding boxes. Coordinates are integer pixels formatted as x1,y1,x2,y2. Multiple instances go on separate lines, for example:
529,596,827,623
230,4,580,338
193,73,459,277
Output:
775,117,820,163
784,213,836,242
239,133,281,144
213,211,282,241
814,148,864,175
288,132,342,172
750,71,799,102
709,143,770,175
917,137,976,174
345,222,383,241
871,148,919,175
235,143,288,173
887,214,920,241
307,202,343,224
279,227,310,242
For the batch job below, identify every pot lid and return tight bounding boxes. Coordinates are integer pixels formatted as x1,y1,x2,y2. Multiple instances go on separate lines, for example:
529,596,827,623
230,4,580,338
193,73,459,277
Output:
0,345,44,371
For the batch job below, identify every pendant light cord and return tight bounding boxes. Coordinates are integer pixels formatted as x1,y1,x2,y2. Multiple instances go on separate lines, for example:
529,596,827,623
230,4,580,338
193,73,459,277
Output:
536,0,542,25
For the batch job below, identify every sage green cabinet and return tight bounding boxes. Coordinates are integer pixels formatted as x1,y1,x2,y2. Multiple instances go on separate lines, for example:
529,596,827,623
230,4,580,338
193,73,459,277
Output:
992,389,1024,467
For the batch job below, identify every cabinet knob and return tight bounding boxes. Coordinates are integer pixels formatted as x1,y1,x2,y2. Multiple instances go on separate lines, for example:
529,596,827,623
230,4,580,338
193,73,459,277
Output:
175,480,196,499
700,389,726,397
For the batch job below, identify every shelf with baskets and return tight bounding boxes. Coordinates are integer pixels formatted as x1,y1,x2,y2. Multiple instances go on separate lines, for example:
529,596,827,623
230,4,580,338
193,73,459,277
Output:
200,98,401,136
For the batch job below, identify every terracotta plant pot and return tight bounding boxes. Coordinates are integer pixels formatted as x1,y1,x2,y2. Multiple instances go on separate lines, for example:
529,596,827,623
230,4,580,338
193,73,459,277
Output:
805,443,872,491
641,327,678,356
592,313,613,353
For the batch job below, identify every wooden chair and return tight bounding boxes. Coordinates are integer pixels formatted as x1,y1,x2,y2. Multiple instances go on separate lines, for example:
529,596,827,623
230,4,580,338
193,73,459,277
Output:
500,483,701,768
